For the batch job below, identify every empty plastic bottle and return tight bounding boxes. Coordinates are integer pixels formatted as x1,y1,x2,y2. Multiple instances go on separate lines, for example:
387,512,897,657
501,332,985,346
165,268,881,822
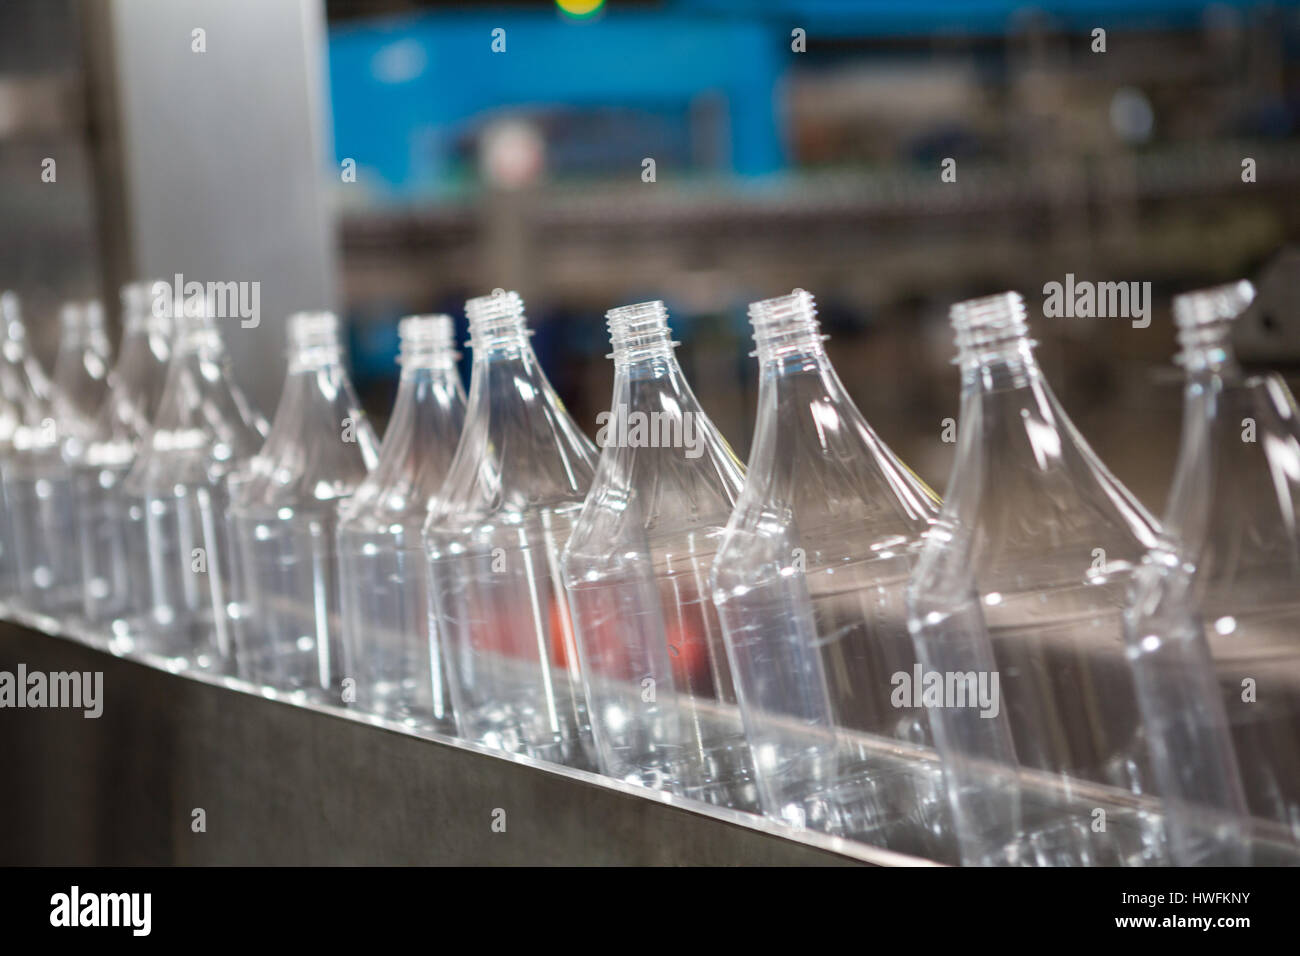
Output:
711,290,948,853
230,311,378,701
122,300,267,667
0,291,54,599
1126,280,1300,865
338,314,465,733
424,290,597,767
562,300,756,809
10,300,112,618
71,281,173,630
907,290,1165,866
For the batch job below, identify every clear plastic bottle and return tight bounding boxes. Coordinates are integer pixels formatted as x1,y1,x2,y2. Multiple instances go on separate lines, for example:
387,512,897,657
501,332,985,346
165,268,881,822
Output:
907,290,1165,866
424,290,597,767
71,281,173,629
1126,280,1300,864
0,291,54,599
562,300,755,808
710,290,947,853
121,300,267,667
230,311,379,701
10,300,112,618
337,314,466,733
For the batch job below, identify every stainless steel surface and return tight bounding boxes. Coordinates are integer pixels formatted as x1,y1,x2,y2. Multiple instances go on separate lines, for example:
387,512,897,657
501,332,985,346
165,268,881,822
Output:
0,618,930,865
85,0,338,413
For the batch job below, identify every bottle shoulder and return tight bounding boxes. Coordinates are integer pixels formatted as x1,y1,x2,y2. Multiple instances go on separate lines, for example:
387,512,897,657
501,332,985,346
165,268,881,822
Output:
927,377,1160,595
724,374,938,567
233,372,378,510
564,430,743,574
1163,373,1300,609
429,367,595,524
342,391,465,526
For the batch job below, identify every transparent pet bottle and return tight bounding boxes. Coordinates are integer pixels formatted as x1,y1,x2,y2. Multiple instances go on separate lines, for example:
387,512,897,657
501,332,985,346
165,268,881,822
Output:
561,300,755,808
71,281,173,629
0,291,55,599
337,314,466,733
1126,280,1300,865
122,301,267,667
10,300,112,618
907,290,1165,867
424,290,597,767
710,290,947,853
230,311,379,701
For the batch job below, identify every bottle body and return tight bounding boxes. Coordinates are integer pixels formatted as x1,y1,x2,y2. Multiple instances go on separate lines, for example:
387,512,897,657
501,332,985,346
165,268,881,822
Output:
12,301,111,618
122,309,266,668
908,292,1165,866
712,291,947,853
0,291,53,601
73,282,173,629
562,301,755,809
230,312,378,701
429,505,589,763
425,291,597,767
337,315,465,733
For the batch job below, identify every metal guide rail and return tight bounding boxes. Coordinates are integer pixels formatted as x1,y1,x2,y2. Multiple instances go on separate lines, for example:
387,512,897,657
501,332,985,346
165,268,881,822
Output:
0,607,932,866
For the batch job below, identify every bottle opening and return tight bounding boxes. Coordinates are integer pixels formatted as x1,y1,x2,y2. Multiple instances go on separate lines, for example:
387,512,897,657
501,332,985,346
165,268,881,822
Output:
398,313,458,367
287,311,341,350
466,289,530,351
748,289,827,361
949,291,1036,367
606,300,677,364
1173,280,1253,367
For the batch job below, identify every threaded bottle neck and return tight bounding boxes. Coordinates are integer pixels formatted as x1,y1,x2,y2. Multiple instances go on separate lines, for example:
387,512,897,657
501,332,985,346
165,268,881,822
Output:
607,300,677,368
950,291,1037,373
749,289,827,364
286,311,343,370
122,279,173,334
59,300,108,348
1173,280,1252,372
466,289,531,355
170,299,224,356
1,290,28,351
398,313,458,371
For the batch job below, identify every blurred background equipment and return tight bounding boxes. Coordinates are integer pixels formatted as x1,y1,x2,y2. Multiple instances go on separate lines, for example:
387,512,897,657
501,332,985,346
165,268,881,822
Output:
2,0,1300,509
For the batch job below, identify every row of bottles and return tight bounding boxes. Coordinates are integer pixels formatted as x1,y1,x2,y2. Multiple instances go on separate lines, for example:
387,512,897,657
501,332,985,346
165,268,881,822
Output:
0,280,1295,866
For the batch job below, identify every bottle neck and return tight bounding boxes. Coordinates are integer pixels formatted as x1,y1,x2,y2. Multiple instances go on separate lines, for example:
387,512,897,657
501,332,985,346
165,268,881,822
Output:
171,313,227,361
749,289,828,366
958,338,1042,393
466,289,530,359
57,304,110,357
1176,321,1240,380
1,292,30,363
1173,279,1251,381
951,291,1041,393
398,314,459,378
749,289,855,416
286,312,345,373
287,345,345,374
